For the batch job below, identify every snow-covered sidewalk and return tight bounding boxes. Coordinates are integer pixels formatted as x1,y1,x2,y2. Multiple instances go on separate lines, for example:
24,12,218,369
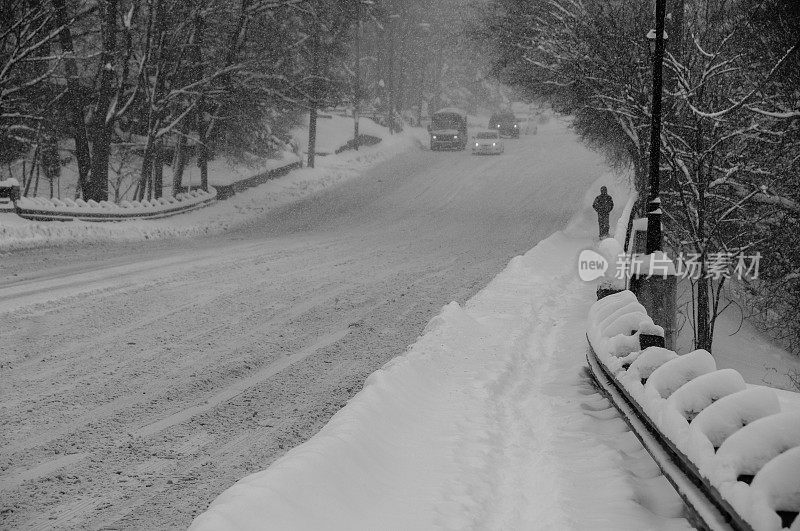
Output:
190,195,690,530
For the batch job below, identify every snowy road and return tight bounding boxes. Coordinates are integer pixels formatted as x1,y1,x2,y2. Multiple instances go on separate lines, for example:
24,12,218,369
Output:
2,121,609,529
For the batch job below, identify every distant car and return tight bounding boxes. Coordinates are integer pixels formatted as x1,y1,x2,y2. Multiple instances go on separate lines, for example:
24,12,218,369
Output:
428,108,468,151
488,111,519,138
472,130,504,155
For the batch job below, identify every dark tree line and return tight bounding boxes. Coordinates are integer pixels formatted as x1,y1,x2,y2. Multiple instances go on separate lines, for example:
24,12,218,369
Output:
1,0,508,202
1,0,364,201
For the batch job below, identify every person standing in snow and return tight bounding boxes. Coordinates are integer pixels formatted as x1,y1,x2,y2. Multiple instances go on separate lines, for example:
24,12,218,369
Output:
592,186,614,238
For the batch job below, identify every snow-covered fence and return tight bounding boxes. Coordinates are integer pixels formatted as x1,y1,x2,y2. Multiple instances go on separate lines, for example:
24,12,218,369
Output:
14,188,216,222
587,290,800,531
214,160,302,200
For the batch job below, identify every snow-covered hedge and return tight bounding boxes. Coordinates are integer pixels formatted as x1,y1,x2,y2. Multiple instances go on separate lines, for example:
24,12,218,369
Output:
588,290,800,531
14,187,216,222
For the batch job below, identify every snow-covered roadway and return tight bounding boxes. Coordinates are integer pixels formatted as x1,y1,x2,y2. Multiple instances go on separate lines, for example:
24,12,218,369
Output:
0,120,664,529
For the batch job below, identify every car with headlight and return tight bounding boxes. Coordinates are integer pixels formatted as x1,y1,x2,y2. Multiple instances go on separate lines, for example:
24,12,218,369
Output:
472,130,504,155
488,111,520,138
428,108,468,151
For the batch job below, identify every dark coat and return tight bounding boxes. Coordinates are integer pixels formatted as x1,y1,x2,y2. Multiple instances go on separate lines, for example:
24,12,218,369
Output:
593,193,614,214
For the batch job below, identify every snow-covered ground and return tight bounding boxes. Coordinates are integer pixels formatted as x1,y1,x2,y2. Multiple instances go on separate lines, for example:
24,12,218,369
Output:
191,202,690,530
290,111,393,155
1,117,617,528
0,115,425,251
1,114,794,529
675,285,800,392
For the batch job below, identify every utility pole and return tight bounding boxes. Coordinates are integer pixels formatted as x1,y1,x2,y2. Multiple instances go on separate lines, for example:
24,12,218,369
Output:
630,0,676,351
645,0,667,255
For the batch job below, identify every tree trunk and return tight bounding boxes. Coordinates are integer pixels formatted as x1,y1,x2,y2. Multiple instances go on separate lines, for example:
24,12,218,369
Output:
172,136,188,192
353,5,361,151
139,0,165,200
153,147,164,198
138,132,156,201
308,105,317,168
53,0,91,198
194,14,208,191
307,33,320,168
89,0,118,202
152,146,163,199
433,43,444,113
203,0,250,146
387,20,396,131
697,275,711,351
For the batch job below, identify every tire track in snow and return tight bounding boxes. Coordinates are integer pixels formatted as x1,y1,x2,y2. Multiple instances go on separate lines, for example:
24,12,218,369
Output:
132,327,351,438
1,122,611,529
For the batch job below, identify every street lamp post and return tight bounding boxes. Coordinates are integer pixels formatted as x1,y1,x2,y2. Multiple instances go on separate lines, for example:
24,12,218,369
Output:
645,0,668,255
629,0,676,351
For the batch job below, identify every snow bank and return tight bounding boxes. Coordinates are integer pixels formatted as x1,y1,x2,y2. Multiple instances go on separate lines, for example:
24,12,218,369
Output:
291,113,392,156
666,369,747,421
752,446,800,513
628,347,678,381
713,412,800,480
0,124,425,251
15,188,215,221
692,388,781,448
588,290,800,531
191,301,487,530
596,237,626,291
191,199,689,530
646,349,717,399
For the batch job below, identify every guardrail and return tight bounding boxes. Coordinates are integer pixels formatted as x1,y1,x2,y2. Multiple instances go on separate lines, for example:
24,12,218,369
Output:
14,188,217,222
6,157,305,221
587,290,800,531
